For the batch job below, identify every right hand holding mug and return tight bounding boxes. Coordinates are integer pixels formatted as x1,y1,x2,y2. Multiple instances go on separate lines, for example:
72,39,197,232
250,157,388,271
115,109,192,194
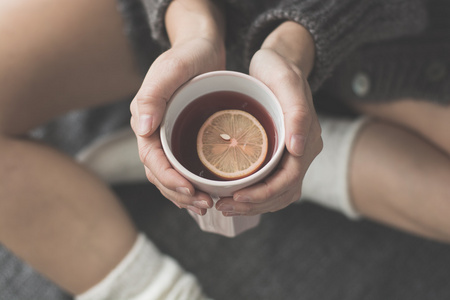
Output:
216,21,323,216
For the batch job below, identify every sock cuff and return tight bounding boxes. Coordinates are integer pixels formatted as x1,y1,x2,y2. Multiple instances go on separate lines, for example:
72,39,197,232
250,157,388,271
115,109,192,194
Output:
333,116,370,219
75,233,206,300
300,115,370,219
75,233,156,300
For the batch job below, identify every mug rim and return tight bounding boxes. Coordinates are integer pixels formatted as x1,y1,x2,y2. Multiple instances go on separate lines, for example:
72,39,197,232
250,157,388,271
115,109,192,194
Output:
160,70,285,188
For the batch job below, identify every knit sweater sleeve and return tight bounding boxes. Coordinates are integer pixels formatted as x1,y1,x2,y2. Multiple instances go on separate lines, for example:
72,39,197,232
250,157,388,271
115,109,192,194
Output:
245,0,428,92
140,0,173,49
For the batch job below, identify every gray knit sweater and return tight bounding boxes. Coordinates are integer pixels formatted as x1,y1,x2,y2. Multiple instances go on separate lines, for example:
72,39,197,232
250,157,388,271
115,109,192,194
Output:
141,0,432,94
28,0,449,157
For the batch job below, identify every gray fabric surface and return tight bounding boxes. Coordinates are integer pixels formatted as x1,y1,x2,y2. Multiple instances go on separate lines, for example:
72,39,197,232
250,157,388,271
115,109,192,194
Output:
117,183,450,300
2,180,450,300
319,0,450,106
141,0,428,92
29,99,132,157
0,245,71,300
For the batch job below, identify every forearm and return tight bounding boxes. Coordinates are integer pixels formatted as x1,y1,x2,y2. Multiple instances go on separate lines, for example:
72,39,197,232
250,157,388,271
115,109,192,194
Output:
141,0,225,49
165,0,225,46
260,21,315,77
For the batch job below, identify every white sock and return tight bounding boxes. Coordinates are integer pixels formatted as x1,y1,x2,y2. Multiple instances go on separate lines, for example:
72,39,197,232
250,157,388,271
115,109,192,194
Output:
76,128,147,184
299,115,370,219
75,233,208,300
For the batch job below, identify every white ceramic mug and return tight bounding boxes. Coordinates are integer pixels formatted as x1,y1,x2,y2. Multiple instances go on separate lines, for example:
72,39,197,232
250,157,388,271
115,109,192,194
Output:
160,71,285,237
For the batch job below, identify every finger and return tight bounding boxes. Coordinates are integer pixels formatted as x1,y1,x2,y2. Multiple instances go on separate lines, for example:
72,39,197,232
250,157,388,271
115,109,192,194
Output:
239,154,303,200
137,131,214,209
132,40,224,138
146,166,213,213
228,134,322,216
130,55,188,137
145,166,182,209
136,130,196,196
215,154,304,215
217,189,292,216
250,49,314,157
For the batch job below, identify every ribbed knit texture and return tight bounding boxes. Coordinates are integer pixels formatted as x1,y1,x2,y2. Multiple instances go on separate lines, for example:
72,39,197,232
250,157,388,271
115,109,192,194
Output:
140,0,173,49
140,0,428,92
320,0,450,105
136,0,450,104
244,0,428,91
115,0,161,76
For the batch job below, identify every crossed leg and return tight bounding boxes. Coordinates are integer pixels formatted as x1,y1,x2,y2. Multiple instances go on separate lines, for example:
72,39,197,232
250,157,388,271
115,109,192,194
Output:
349,99,450,243
0,0,144,294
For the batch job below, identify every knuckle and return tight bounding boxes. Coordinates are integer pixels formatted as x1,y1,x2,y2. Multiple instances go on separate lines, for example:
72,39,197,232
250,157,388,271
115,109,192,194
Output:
309,121,324,156
136,85,164,107
269,195,290,213
290,106,312,124
236,203,257,216
138,143,153,166
281,177,296,194
274,67,300,86
163,54,192,76
281,168,301,191
262,182,275,200
314,136,324,156
144,168,156,184
139,143,175,188
285,106,312,137
240,204,253,215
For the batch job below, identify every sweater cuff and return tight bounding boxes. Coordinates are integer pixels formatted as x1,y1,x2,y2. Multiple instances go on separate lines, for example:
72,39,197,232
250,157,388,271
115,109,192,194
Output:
245,0,428,92
140,0,173,49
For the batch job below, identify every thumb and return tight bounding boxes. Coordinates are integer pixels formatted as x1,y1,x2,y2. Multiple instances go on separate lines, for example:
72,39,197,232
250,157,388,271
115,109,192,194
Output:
131,40,225,137
250,49,313,157
131,83,168,138
130,54,193,138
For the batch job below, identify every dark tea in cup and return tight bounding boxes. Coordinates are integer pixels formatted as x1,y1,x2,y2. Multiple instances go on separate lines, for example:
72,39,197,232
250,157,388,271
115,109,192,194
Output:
171,90,277,181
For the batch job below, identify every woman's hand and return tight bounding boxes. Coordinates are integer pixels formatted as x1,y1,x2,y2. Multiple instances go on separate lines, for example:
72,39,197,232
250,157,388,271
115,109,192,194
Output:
216,22,323,216
130,0,225,215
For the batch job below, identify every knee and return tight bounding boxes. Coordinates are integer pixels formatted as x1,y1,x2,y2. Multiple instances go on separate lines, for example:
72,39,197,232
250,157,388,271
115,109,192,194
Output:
353,99,450,156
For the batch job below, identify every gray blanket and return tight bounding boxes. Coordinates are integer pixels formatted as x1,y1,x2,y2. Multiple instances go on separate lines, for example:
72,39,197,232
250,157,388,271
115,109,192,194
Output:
2,102,450,300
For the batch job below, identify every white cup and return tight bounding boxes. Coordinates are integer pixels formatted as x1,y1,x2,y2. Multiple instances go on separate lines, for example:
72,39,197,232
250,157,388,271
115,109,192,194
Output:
160,71,285,237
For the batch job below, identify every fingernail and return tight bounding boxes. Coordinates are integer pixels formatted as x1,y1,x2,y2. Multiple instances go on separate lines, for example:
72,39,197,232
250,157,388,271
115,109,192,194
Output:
291,134,306,156
187,205,203,216
234,194,252,203
176,187,192,196
138,114,153,135
217,204,234,212
193,200,210,209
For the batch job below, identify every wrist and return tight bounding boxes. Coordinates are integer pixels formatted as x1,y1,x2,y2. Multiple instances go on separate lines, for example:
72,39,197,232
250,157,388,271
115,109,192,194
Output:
261,21,315,77
165,0,225,47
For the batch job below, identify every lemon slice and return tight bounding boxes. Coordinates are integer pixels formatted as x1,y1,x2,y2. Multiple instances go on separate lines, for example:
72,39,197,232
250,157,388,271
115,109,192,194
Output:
196,109,268,180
